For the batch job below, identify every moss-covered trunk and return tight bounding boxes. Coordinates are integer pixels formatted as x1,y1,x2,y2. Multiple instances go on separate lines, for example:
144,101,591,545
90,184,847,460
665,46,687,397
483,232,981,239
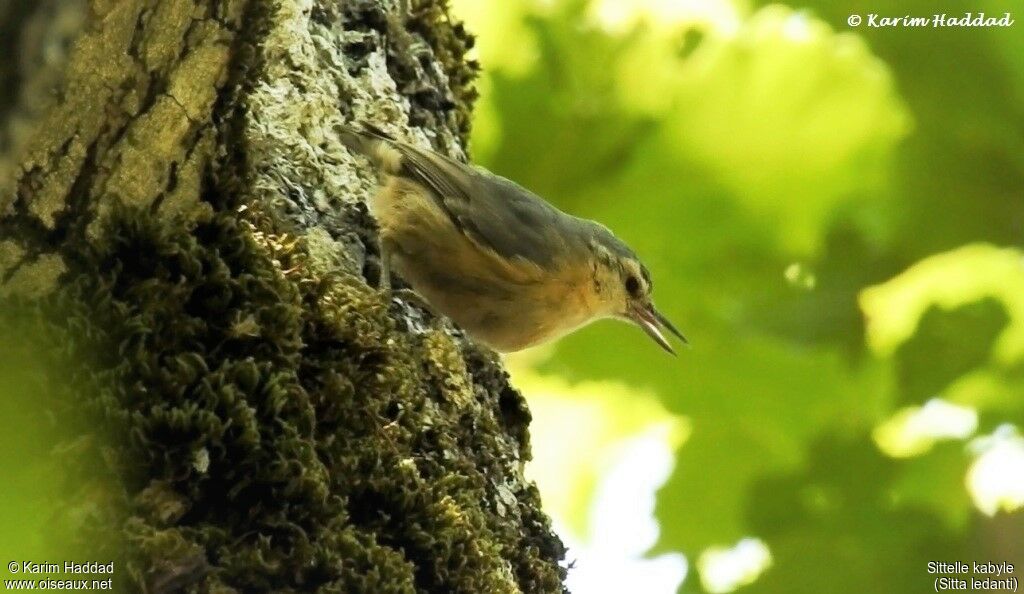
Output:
0,0,567,591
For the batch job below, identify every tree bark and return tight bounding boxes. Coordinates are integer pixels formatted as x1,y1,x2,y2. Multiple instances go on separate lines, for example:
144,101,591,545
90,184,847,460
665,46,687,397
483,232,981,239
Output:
0,0,567,592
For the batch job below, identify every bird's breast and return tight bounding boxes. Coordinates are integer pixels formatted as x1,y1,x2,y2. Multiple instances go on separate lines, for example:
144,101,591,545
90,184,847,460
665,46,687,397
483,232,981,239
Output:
398,253,596,352
372,177,599,351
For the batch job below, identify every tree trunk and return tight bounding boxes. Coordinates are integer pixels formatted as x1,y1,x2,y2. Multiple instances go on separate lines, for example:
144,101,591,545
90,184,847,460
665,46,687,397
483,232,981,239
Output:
0,0,567,592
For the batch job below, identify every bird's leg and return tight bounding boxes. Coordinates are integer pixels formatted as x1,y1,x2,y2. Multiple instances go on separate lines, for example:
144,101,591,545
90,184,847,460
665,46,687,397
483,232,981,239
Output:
378,246,392,292
378,242,433,312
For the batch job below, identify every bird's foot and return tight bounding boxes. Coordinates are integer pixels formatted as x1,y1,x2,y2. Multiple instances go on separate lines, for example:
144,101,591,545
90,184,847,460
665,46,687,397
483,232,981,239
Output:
391,288,433,312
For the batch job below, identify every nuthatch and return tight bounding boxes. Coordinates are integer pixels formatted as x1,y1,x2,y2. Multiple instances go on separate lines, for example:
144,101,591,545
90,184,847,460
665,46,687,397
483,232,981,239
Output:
339,124,686,354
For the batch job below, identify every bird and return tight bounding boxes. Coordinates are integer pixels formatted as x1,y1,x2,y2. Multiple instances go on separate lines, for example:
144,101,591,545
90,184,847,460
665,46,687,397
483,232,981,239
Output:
337,123,686,355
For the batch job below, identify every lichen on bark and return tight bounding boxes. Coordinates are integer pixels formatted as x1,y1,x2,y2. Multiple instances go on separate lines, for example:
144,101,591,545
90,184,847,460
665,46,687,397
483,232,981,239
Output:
0,0,567,592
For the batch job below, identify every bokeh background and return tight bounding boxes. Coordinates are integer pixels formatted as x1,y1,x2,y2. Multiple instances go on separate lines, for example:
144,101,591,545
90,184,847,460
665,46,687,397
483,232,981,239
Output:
448,0,1024,592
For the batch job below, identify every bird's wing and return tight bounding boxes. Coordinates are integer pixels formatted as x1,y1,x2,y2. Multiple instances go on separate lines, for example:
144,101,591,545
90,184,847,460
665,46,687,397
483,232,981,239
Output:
389,139,574,270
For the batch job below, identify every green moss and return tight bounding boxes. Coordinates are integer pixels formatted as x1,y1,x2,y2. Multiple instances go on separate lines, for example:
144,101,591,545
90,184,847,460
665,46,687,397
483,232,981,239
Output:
18,198,564,592
405,0,481,144
3,0,564,590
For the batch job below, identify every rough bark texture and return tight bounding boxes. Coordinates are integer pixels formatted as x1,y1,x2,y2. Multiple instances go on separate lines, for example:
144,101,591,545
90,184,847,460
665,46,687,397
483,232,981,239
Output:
0,0,567,592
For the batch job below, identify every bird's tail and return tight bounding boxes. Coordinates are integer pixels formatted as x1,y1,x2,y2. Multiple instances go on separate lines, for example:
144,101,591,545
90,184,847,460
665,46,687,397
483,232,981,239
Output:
337,123,404,174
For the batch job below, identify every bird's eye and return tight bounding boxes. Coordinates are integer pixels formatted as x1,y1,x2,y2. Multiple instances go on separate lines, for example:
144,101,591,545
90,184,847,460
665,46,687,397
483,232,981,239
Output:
625,275,641,297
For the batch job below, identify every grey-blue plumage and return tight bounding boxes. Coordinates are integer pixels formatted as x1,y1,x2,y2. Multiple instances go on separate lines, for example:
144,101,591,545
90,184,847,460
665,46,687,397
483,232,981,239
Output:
338,123,682,353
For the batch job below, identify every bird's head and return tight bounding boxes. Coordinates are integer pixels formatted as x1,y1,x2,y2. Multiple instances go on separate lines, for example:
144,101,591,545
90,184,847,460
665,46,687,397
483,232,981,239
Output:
586,228,687,355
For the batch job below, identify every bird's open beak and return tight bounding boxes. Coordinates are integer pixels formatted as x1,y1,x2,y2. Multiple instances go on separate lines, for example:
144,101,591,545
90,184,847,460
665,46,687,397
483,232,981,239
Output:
629,303,688,355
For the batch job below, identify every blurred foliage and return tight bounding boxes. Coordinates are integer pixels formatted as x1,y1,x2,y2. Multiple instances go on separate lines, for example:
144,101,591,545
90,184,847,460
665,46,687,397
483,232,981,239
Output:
0,321,71,575
506,352,688,539
0,307,120,585
451,0,1024,592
